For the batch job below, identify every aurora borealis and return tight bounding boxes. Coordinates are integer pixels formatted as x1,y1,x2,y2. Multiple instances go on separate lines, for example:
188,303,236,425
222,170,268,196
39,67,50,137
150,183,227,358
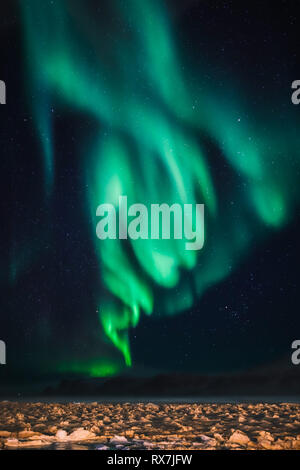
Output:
1,0,300,386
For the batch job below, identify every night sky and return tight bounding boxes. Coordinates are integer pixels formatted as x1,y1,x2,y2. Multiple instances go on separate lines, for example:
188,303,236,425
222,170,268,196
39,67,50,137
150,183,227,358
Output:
0,0,300,391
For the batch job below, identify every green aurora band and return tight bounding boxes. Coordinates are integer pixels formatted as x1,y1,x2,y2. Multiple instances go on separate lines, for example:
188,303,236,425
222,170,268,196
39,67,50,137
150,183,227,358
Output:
20,0,300,372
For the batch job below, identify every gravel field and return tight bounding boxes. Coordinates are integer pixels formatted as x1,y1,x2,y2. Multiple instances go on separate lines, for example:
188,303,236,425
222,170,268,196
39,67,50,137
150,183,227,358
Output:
0,401,299,450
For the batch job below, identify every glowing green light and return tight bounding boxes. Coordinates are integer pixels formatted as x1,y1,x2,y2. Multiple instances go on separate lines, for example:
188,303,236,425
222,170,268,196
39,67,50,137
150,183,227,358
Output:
20,0,300,369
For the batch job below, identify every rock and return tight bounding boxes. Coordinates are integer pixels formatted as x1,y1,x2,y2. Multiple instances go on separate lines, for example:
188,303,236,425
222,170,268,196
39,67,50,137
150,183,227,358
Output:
292,440,300,450
146,404,159,411
18,431,39,439
110,435,128,445
96,445,110,450
5,438,49,448
180,425,193,431
30,434,54,441
270,443,285,450
32,424,47,432
90,425,100,434
0,431,11,438
68,428,96,441
55,429,68,441
199,434,212,442
228,430,250,446
198,435,217,447
257,431,274,442
48,426,58,434
59,420,69,427
143,441,154,448
257,431,275,449
5,439,19,448
226,443,244,449
258,439,274,449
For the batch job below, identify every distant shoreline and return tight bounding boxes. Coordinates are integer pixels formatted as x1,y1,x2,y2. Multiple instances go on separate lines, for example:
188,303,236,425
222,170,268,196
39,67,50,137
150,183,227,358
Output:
1,396,300,404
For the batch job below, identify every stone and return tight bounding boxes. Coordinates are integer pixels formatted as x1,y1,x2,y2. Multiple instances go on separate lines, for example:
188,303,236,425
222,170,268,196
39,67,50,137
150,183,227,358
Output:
228,430,250,446
48,426,58,434
257,431,274,442
68,428,96,441
18,431,39,439
199,434,212,442
55,429,68,440
5,439,19,448
110,435,128,445
292,440,300,450
259,439,274,449
5,438,49,448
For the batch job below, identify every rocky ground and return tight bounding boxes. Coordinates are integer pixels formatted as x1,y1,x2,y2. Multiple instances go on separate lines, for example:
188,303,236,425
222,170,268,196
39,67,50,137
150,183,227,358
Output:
0,401,299,450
